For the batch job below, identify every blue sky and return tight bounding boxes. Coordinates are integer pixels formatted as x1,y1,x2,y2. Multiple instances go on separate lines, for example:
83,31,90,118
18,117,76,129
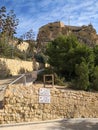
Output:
1,0,98,39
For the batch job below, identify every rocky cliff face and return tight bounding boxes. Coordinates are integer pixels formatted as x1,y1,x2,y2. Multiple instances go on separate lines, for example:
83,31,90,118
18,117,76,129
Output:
37,21,98,47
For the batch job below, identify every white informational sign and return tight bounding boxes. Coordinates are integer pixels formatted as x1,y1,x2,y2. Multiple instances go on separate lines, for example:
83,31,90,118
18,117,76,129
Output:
39,96,50,103
39,88,50,96
39,88,51,103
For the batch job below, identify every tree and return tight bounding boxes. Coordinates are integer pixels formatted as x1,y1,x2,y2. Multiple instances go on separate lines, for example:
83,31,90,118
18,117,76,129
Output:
93,45,98,66
0,7,19,38
20,29,35,59
92,66,98,91
74,44,94,78
25,29,35,58
46,35,94,81
0,6,6,33
74,61,90,90
0,6,19,58
46,35,79,78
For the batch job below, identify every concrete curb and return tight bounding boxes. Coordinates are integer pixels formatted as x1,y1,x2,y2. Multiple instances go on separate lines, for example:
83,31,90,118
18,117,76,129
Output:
0,118,98,128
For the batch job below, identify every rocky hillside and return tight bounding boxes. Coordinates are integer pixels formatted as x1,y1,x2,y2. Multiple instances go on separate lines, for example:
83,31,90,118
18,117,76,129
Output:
7,39,29,52
37,21,98,47
17,41,29,52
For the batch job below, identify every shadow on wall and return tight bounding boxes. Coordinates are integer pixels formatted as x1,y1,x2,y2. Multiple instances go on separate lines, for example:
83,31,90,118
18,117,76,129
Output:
49,119,98,130
0,101,4,109
18,68,30,74
18,68,26,74
0,60,11,78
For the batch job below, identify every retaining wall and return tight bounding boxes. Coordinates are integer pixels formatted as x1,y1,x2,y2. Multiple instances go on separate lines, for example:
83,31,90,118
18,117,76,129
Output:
0,58,33,76
0,84,98,124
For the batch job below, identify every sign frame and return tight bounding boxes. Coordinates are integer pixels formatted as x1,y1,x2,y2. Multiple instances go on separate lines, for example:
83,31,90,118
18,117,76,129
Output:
39,88,51,104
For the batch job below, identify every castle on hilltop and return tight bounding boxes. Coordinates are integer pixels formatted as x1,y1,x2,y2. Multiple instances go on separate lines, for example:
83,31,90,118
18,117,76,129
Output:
37,21,98,47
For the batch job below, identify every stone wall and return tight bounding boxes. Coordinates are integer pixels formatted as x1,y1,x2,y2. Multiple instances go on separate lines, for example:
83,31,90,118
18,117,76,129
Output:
0,58,33,76
0,84,98,124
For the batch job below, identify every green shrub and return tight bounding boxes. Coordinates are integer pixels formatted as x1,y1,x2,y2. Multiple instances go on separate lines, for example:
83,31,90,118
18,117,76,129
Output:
54,73,65,86
74,61,90,90
93,66,98,91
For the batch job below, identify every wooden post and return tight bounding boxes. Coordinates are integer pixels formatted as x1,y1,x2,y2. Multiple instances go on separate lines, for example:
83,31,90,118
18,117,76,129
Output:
43,74,54,87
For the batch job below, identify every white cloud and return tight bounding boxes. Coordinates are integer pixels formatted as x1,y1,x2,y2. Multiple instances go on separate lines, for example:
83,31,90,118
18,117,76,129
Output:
2,0,98,37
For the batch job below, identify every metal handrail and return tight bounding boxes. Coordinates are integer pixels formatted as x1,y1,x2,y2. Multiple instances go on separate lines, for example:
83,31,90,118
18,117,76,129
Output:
8,74,25,86
8,69,45,86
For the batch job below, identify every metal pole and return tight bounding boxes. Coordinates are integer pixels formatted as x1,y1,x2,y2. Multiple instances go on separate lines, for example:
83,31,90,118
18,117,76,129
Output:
23,75,26,86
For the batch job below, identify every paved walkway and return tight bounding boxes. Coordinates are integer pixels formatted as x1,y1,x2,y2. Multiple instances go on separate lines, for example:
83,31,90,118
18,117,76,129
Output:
0,76,19,101
0,118,98,130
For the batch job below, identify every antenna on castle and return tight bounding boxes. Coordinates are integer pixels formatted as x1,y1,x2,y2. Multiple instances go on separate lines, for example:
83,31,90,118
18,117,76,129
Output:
89,16,93,26
89,18,91,25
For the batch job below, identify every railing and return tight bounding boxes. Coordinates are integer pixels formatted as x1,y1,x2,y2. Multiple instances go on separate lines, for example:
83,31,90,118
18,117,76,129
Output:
8,74,26,86
0,69,45,102
8,69,45,86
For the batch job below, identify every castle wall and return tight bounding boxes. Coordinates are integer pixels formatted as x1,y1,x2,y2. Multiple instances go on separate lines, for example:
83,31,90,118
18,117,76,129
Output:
37,21,98,47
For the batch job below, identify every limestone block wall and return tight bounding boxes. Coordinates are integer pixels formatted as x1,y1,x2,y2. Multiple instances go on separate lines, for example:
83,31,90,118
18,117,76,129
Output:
0,58,33,76
0,84,98,124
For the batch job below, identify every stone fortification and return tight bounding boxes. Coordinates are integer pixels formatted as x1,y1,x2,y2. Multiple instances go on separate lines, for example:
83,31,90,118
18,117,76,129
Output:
37,21,98,47
37,21,65,43
0,84,98,124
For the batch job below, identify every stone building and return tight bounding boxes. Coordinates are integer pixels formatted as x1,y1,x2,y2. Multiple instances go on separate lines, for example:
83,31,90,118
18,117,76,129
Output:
37,21,98,47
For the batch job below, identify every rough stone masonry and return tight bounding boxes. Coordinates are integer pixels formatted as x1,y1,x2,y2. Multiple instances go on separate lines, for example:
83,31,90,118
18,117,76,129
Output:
0,84,98,124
